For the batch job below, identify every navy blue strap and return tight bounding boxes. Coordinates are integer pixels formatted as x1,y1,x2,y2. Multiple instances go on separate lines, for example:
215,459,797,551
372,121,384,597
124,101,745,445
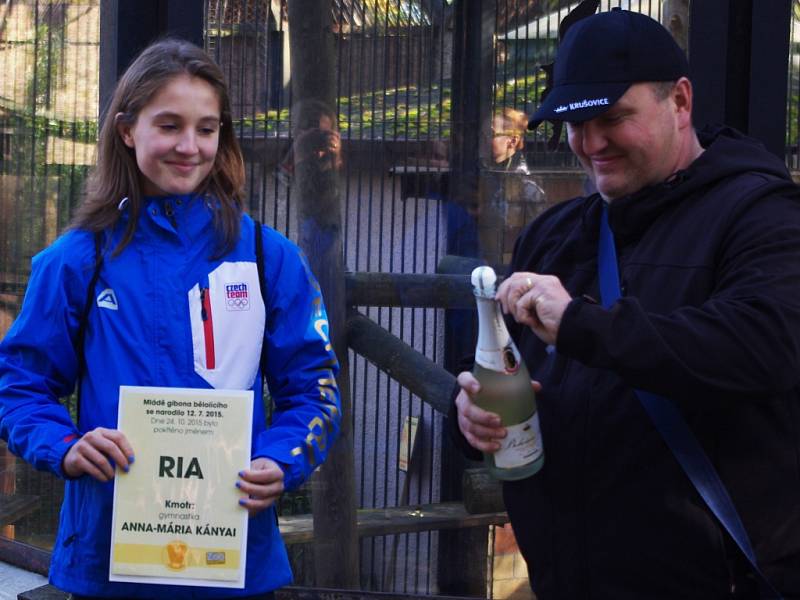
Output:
597,203,781,599
255,220,268,375
73,231,104,426
254,220,273,426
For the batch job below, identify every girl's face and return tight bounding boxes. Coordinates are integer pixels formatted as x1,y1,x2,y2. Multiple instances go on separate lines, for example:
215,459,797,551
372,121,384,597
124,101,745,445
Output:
117,74,221,197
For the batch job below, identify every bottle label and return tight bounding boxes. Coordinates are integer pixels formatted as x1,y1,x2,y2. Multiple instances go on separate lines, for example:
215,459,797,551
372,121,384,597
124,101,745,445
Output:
494,412,544,469
475,297,517,372
476,344,521,374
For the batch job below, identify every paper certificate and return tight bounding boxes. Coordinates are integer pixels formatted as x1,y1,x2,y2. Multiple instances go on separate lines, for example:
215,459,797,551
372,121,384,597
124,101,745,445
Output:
110,386,253,588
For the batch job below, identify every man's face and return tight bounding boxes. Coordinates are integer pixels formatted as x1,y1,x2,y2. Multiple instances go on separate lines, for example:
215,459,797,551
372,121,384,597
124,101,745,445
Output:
566,82,683,201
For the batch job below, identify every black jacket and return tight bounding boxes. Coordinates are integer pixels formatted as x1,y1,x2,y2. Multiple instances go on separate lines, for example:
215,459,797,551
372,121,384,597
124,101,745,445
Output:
460,127,800,599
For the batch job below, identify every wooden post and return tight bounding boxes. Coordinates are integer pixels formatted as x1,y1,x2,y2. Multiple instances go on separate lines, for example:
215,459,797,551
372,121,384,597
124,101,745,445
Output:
287,0,359,589
438,1,494,595
99,0,204,124
462,468,505,514
689,0,791,158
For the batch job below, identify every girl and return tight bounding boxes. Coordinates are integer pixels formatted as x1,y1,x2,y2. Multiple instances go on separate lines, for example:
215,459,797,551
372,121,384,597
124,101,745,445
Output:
0,39,340,599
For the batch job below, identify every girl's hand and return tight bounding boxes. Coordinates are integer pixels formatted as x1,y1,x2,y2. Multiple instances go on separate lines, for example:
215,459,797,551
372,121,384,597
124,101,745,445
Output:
62,427,135,482
237,458,285,516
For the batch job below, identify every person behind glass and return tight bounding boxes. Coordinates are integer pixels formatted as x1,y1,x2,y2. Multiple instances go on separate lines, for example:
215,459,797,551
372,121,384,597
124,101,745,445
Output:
489,107,529,173
0,39,341,599
451,8,800,600
479,107,543,263
279,99,342,183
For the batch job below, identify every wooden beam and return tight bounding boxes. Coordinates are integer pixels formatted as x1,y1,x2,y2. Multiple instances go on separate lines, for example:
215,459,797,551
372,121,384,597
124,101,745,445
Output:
0,494,40,525
279,501,508,545
346,272,474,309
278,588,478,600
346,310,456,415
0,537,50,577
20,582,483,600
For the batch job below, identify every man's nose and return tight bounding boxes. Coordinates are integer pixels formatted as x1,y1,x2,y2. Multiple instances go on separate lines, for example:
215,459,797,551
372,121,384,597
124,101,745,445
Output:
580,120,607,155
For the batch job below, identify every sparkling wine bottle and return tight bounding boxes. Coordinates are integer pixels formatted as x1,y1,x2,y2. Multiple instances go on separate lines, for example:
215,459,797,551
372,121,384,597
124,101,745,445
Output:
471,266,544,480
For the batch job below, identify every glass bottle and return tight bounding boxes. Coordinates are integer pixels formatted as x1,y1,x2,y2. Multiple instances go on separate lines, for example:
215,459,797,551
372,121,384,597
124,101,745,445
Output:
471,266,545,480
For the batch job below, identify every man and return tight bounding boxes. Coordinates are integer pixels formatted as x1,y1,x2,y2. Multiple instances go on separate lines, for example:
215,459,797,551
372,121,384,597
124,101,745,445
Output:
452,9,800,600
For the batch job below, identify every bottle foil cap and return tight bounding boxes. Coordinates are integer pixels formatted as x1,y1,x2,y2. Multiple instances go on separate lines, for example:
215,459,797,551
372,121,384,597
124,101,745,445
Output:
471,266,497,298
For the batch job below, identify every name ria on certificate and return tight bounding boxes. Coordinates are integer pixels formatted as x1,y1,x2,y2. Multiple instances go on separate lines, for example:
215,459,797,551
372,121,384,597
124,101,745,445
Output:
110,386,253,588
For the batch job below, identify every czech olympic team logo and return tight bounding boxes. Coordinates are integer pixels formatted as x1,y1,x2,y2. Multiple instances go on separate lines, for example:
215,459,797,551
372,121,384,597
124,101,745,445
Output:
225,282,250,311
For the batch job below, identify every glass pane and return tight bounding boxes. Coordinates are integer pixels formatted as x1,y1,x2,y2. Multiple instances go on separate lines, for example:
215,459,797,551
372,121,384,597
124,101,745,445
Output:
210,1,693,598
0,0,99,554
0,3,715,600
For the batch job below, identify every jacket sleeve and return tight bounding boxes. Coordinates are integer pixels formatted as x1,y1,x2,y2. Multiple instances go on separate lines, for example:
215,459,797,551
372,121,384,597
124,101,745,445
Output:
252,232,341,491
557,186,800,401
0,235,91,477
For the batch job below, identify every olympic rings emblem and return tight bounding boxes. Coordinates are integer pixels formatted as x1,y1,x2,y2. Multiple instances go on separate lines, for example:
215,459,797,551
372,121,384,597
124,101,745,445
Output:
226,296,250,310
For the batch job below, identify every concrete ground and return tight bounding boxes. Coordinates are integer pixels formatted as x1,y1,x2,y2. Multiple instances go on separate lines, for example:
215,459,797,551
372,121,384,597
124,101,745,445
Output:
0,561,47,600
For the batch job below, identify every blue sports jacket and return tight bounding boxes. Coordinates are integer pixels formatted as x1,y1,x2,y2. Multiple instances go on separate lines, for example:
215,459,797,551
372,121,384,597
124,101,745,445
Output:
0,194,341,598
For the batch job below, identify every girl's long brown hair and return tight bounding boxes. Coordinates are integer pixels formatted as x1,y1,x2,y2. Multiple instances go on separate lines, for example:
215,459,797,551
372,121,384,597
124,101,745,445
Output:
71,38,245,256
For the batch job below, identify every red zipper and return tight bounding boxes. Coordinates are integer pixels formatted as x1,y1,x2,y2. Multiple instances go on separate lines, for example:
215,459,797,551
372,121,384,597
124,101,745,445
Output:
200,287,216,369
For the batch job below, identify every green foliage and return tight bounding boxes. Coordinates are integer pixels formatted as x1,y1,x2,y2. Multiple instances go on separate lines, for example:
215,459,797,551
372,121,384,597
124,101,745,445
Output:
232,54,548,143
339,83,452,139
234,84,453,140
494,71,547,108
234,69,540,142
0,17,94,277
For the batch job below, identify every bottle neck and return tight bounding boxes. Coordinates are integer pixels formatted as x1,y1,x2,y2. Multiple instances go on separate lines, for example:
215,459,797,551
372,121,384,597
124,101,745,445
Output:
475,295,513,371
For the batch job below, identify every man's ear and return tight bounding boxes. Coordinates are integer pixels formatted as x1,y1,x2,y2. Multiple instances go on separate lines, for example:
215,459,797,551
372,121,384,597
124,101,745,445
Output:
672,77,693,128
116,113,135,148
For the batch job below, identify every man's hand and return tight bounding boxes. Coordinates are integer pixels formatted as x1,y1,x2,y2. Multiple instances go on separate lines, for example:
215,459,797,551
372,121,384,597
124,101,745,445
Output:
496,272,572,345
237,458,285,516
455,372,543,453
455,372,505,452
62,427,135,482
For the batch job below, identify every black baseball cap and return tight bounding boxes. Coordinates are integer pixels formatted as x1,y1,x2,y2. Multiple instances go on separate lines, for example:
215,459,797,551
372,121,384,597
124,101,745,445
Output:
530,9,689,125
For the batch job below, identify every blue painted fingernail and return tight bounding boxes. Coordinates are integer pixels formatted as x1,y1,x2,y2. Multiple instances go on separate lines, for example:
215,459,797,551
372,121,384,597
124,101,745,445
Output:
122,465,129,473
128,456,135,464
235,481,241,488
239,498,246,506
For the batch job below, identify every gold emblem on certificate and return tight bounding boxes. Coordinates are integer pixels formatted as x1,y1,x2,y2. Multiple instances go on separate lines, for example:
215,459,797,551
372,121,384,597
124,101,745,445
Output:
109,386,253,588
